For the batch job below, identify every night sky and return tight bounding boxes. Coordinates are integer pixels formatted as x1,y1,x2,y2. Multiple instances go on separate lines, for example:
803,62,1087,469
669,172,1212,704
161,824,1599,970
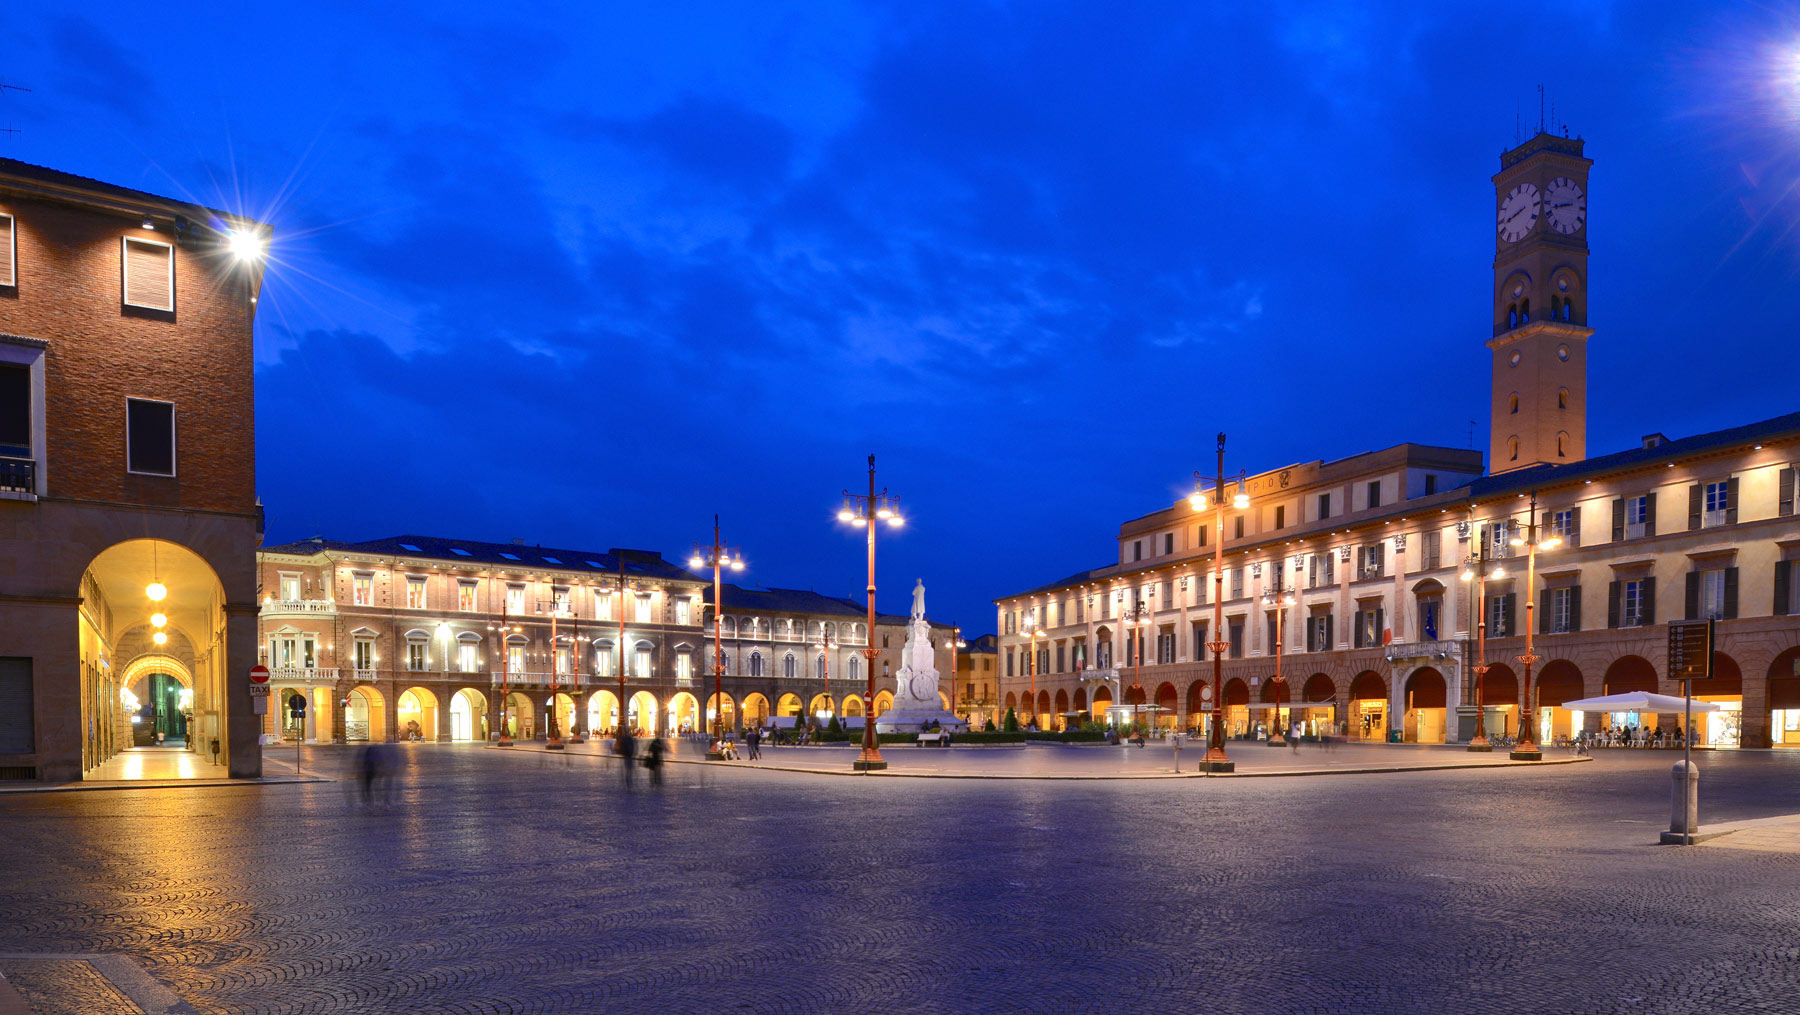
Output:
7,3,1800,634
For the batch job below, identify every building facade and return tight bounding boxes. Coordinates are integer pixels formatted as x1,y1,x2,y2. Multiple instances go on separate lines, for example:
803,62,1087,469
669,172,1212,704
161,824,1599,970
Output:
955,633,999,728
255,536,957,741
0,158,268,781
995,132,1800,749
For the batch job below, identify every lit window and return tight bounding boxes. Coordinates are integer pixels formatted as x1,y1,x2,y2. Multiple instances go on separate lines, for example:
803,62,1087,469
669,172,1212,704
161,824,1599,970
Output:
458,582,477,612
635,647,652,679
635,595,652,624
406,577,427,609
353,574,373,607
675,599,691,625
505,584,524,616
597,591,614,621
457,642,478,672
676,653,692,681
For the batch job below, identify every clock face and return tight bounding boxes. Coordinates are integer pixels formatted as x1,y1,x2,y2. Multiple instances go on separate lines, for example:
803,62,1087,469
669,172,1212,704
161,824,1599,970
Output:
1497,183,1540,242
1545,177,1585,234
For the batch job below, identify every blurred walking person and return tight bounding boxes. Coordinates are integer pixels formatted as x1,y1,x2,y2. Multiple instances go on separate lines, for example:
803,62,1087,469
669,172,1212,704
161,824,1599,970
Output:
645,736,666,788
617,726,637,788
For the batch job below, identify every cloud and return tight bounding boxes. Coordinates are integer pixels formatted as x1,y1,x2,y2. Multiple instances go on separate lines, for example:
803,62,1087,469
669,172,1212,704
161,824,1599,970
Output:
49,18,160,122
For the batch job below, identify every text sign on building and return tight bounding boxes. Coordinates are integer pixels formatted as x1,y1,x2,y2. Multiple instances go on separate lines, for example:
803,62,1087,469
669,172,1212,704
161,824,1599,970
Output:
248,684,270,697
1667,620,1714,682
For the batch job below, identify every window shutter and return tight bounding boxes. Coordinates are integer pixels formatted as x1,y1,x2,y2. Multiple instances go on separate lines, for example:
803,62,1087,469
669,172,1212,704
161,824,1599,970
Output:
1325,614,1334,649
1569,586,1581,632
1607,581,1620,629
0,214,13,288
1538,592,1550,635
122,237,174,311
1501,596,1514,637
1569,510,1581,548
1726,477,1739,525
1356,546,1366,575
1611,498,1624,541
1375,607,1384,641
1775,562,1791,618
1724,567,1739,620
1644,576,1657,625
1352,615,1363,649
1645,492,1658,537
1685,572,1700,620
1687,484,1702,531
1782,468,1795,517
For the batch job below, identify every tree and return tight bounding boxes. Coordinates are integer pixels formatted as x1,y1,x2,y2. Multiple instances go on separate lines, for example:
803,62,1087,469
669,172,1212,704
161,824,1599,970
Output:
1003,708,1020,732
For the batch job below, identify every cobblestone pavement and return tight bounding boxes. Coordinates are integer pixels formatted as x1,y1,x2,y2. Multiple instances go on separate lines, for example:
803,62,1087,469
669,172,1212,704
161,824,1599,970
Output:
2,746,1799,1015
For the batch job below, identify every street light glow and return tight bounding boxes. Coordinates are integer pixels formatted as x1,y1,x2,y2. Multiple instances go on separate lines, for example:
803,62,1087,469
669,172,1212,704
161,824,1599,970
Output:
151,612,167,627
146,582,167,601
227,228,265,261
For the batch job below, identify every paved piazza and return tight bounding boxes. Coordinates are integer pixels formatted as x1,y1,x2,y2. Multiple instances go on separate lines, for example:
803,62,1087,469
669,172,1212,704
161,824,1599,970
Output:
3,746,1799,1015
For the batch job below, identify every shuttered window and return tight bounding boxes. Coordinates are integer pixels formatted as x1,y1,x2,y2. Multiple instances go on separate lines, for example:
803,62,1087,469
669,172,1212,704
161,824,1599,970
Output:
122,236,174,311
125,398,175,476
0,364,27,458
0,213,14,288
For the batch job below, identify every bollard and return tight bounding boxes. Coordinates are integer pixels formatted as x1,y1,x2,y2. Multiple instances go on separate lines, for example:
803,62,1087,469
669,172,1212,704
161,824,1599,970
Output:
1664,760,1700,845
1171,734,1182,774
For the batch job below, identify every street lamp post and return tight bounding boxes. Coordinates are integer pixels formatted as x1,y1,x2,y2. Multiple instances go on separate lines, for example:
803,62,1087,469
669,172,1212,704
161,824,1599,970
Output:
565,616,587,745
950,627,967,724
837,454,904,772
1460,517,1505,752
1262,586,1295,746
540,597,568,751
690,514,746,760
611,557,631,740
1190,432,1249,773
487,607,523,747
1510,491,1560,762
1120,599,1149,734
1025,622,1047,729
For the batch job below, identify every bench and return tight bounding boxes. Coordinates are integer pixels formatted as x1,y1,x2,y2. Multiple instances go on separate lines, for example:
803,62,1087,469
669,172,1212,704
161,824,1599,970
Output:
916,731,949,747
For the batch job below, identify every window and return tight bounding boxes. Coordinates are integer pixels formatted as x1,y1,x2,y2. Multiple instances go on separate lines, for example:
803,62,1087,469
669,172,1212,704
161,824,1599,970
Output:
1274,506,1285,530
1157,631,1175,665
507,644,524,674
1425,474,1438,495
122,236,174,311
1096,639,1112,668
675,599,691,625
1352,605,1384,648
555,647,571,675
552,586,571,615
407,639,427,671
1358,542,1385,579
1488,521,1515,558
1508,437,1519,462
1690,568,1736,621
597,590,614,621
0,362,28,462
1550,509,1578,547
635,595,652,624
1487,594,1515,638
451,548,472,557
1702,481,1731,528
456,641,478,672
1367,481,1382,509
676,652,692,681
847,656,861,681
1307,613,1333,652
1075,598,1085,624
1318,493,1332,520
1509,393,1519,415
458,581,477,612
1419,595,1441,640
1421,531,1441,571
1233,517,1244,539
1228,621,1244,659
1546,587,1578,634
405,577,426,609
1055,644,1066,672
783,653,797,679
0,213,14,288
595,647,613,677
1558,388,1568,409
506,584,525,616
635,646,653,679
749,652,764,678
1192,623,1209,661
1133,540,1143,562
125,398,175,476
1621,579,1648,628
1265,614,1278,655
279,574,301,600
353,574,373,606
1006,651,1015,677
353,639,374,671
1162,533,1173,555
1231,568,1244,600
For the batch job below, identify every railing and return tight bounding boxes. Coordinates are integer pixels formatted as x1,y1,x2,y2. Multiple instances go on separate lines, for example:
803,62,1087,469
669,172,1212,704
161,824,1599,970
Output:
269,666,339,683
0,457,33,495
261,599,338,615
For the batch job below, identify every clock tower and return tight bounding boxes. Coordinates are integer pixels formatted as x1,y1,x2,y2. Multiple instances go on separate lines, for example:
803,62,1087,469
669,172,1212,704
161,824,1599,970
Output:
1488,131,1593,474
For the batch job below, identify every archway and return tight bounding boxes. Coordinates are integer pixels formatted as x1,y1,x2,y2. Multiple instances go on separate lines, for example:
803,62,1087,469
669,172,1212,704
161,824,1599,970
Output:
1090,685,1112,720
741,692,771,725
348,686,388,742
627,691,658,735
1479,663,1519,739
706,692,736,735
542,692,575,740
398,687,440,742
450,688,488,741
587,689,620,736
1767,647,1800,747
1534,661,1584,743
841,694,864,719
1694,652,1743,747
1186,681,1208,727
776,692,803,718
275,687,305,742
1034,690,1051,729
666,691,700,736
1348,671,1386,741
808,693,836,719
1004,692,1018,711
874,690,895,717
1603,655,1658,695
1073,688,1088,714
79,538,232,779
1223,678,1250,737
1403,667,1446,744
1153,682,1178,732
503,691,534,740
1296,673,1336,738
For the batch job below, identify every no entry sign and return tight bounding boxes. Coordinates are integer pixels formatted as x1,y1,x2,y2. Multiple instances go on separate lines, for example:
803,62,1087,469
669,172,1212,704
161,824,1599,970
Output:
249,664,270,684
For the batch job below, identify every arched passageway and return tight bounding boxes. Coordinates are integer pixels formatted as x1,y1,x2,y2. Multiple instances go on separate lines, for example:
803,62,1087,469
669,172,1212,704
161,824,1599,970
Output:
450,688,488,741
398,687,440,742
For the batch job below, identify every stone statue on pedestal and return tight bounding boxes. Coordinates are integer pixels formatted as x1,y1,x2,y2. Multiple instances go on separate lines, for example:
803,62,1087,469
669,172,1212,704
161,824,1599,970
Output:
875,580,969,733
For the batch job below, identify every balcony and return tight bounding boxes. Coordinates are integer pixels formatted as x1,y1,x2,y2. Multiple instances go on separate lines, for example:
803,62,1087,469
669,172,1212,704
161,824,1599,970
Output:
268,666,339,684
261,598,338,617
0,457,35,500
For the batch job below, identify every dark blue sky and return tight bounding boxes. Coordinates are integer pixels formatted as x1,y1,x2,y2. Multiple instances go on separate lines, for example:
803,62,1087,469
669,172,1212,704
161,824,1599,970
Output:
9,3,1800,633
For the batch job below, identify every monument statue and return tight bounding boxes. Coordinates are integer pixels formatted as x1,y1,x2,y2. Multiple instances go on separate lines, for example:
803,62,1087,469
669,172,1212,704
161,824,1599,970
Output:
875,579,969,733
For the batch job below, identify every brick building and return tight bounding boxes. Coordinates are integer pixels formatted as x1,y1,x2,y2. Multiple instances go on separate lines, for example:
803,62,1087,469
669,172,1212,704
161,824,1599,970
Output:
995,132,1800,749
0,158,269,781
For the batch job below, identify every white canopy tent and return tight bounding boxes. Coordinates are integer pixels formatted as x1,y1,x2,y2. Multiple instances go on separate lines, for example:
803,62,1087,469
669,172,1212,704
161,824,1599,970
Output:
1558,692,1721,714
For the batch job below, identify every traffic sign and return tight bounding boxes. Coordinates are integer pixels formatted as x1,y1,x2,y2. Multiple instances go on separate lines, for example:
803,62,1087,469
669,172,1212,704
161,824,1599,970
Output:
1668,620,1714,682
289,696,307,715
248,684,270,697
1200,685,1214,701
249,664,270,684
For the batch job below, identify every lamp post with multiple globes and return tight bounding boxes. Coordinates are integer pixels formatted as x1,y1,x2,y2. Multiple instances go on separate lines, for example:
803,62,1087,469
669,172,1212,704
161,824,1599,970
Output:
1189,432,1250,773
1119,599,1150,733
689,515,746,760
1459,517,1505,752
1510,491,1561,761
1261,585,1295,746
1025,620,1047,729
836,454,903,772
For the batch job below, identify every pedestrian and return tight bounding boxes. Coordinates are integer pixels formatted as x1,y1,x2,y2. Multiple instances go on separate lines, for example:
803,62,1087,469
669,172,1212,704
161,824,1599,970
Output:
1289,720,1301,754
746,726,761,760
645,736,666,788
617,726,637,788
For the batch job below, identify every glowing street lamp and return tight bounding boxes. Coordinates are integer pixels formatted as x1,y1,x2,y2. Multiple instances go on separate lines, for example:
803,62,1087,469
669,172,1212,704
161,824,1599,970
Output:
1459,517,1506,752
691,515,746,760
1191,432,1249,772
1510,490,1560,761
1261,586,1296,745
836,453,903,771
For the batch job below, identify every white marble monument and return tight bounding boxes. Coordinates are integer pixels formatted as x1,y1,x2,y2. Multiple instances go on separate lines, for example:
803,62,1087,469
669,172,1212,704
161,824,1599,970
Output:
874,580,969,733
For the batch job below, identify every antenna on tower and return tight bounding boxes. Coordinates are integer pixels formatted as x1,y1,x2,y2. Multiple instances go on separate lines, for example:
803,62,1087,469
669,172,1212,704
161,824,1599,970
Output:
0,79,29,141
1468,420,1477,449
1537,84,1546,135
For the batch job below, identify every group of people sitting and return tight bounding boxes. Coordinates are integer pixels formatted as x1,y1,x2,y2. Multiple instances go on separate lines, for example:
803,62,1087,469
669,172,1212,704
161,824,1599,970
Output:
1580,726,1692,748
